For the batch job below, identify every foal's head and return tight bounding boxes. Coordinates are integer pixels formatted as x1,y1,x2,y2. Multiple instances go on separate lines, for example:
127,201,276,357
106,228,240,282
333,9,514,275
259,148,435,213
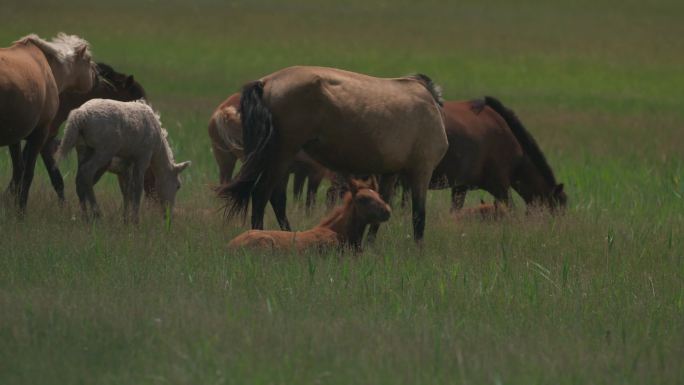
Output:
348,178,391,224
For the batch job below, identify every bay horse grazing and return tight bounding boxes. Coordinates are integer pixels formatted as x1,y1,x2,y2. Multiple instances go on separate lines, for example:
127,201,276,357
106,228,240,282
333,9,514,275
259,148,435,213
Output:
228,178,391,252
393,96,567,211
56,99,190,223
0,33,97,212
217,66,447,242
431,96,566,211
41,62,147,203
454,199,508,220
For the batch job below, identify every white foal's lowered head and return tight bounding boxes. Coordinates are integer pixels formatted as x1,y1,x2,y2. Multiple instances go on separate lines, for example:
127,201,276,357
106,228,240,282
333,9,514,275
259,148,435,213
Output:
156,160,191,213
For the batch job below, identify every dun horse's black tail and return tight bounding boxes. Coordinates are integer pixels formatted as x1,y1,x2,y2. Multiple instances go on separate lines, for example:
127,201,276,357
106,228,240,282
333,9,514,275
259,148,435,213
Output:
215,80,276,218
484,96,557,186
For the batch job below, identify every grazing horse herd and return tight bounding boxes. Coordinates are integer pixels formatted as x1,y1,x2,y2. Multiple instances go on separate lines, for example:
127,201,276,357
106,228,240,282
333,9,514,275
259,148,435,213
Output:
1,33,567,252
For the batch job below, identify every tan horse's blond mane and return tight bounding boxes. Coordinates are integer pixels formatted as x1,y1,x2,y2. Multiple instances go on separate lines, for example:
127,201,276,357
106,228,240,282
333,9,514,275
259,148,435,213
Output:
14,33,92,64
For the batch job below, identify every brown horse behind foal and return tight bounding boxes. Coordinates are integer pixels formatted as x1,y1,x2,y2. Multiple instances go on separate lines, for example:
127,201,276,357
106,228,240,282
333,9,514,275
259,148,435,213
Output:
228,179,391,252
1,33,96,212
218,66,447,242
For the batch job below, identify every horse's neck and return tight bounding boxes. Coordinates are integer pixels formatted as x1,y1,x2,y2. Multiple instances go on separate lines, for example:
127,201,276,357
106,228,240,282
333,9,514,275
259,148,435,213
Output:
516,159,553,204
318,202,365,246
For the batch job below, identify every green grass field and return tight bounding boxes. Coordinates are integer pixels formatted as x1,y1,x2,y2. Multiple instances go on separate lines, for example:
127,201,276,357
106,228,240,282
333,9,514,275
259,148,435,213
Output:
1,1,683,384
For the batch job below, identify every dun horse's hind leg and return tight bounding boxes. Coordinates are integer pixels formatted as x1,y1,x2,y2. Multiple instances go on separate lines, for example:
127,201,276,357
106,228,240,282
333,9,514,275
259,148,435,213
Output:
270,176,292,231
40,138,66,204
251,158,294,230
366,174,398,243
450,186,468,212
407,171,432,243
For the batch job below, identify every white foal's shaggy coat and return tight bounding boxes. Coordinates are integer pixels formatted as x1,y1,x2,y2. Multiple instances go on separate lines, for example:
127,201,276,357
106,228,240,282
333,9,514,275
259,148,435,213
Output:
57,99,190,222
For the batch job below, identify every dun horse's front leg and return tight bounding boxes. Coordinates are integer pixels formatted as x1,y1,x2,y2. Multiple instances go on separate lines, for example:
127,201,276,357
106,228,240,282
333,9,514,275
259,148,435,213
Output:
408,172,432,244
366,174,398,243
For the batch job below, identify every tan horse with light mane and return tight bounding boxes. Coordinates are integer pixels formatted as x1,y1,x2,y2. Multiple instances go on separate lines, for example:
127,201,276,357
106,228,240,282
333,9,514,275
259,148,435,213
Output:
217,66,447,242
228,178,390,252
0,33,96,212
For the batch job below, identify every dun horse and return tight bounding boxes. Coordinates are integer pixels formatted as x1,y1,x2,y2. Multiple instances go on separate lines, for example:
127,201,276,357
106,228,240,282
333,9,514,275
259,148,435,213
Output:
228,179,391,252
42,62,147,203
217,66,447,242
0,33,97,212
57,99,190,223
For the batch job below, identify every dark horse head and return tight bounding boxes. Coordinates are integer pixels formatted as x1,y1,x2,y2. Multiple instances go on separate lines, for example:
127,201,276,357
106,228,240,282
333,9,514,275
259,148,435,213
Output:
94,62,146,101
484,96,567,212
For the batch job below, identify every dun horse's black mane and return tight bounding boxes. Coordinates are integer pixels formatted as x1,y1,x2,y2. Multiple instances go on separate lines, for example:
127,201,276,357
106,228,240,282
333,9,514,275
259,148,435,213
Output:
483,96,557,187
408,73,443,106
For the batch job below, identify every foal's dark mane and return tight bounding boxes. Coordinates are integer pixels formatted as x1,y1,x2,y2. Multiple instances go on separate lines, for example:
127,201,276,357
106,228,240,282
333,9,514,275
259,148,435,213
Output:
407,73,443,106
484,96,557,187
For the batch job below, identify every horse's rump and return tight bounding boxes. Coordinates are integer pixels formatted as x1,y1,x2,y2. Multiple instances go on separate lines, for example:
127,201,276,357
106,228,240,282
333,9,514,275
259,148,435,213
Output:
263,66,446,174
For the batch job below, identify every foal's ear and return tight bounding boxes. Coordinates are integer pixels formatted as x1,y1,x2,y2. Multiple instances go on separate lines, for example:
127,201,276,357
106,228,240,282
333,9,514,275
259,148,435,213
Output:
174,161,192,173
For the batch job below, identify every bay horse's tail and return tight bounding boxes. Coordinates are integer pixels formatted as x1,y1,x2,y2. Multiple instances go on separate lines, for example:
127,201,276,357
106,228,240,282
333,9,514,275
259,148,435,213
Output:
215,80,276,218
484,96,557,185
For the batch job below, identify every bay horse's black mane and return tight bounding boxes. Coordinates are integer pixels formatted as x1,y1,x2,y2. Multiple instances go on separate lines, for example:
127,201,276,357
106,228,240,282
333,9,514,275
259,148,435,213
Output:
482,96,557,187
407,73,443,106
96,62,147,99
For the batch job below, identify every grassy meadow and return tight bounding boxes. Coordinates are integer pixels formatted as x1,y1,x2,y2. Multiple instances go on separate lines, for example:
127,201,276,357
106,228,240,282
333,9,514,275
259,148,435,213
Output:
1,0,683,383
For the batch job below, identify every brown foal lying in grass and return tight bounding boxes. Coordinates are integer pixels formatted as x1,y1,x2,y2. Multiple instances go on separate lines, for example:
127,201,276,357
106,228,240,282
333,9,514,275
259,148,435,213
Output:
228,179,391,252
454,199,508,220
